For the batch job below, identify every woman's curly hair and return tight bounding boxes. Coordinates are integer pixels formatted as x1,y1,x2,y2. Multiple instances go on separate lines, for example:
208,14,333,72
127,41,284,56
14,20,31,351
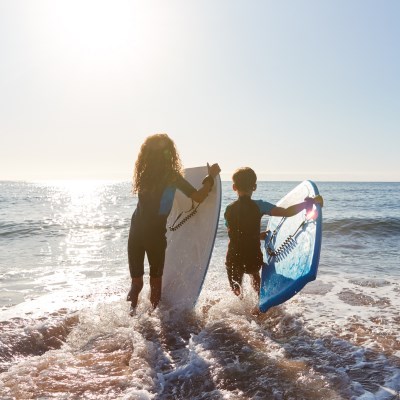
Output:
133,133,183,194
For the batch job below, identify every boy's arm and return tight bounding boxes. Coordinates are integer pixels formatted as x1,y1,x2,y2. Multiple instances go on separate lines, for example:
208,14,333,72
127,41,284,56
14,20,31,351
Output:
224,205,231,228
269,195,323,218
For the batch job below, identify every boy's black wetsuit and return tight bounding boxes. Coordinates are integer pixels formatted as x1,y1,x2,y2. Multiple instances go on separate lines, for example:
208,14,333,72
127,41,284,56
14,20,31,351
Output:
128,173,195,278
224,196,274,291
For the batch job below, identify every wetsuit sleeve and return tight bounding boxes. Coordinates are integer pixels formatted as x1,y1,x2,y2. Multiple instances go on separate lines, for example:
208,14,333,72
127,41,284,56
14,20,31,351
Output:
224,205,231,228
175,174,196,198
159,174,196,215
254,199,276,215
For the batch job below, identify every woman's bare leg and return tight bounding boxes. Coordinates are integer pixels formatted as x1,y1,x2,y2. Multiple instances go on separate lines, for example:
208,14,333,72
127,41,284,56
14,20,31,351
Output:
127,277,143,314
150,276,162,309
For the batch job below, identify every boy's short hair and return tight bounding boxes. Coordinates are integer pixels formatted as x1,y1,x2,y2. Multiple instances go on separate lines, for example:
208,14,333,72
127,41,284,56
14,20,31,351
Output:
232,167,257,191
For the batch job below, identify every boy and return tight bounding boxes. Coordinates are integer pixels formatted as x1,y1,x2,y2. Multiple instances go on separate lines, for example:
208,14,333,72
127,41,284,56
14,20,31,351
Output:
224,167,323,297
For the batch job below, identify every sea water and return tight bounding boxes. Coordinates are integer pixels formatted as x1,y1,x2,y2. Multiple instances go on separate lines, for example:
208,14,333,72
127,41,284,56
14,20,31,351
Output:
0,180,399,399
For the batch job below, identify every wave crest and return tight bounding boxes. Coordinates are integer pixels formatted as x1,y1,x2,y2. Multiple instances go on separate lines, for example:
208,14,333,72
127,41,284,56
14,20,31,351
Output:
322,217,400,236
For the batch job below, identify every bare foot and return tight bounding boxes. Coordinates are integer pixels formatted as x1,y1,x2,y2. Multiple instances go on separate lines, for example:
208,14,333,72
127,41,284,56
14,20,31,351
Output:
233,287,241,297
129,304,136,317
251,306,261,316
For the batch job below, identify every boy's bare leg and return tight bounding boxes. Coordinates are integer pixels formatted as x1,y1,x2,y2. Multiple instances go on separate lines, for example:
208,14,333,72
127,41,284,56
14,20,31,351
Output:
250,272,261,316
251,272,261,295
227,266,243,297
150,276,162,309
127,277,143,313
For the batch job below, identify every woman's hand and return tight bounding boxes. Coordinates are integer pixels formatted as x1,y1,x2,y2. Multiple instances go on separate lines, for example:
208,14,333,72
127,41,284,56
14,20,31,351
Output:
207,163,221,178
191,163,221,203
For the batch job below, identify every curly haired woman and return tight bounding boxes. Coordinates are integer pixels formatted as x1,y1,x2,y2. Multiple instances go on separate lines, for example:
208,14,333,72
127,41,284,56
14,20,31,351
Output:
127,133,220,315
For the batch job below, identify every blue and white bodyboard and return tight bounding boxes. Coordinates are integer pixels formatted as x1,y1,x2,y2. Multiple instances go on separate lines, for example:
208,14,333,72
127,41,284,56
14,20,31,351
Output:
259,180,322,313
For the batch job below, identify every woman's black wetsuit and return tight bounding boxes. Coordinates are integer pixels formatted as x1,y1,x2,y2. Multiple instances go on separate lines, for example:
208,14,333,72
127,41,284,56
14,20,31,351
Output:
128,173,195,278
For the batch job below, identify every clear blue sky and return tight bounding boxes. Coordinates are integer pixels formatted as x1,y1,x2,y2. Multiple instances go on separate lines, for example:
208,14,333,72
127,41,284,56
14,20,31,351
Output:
1,0,399,181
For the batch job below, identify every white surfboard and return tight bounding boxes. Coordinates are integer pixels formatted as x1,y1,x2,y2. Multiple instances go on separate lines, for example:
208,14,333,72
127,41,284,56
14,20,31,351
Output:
162,166,221,309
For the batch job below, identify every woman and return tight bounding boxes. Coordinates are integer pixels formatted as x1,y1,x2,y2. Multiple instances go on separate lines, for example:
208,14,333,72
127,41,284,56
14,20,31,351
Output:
127,133,220,314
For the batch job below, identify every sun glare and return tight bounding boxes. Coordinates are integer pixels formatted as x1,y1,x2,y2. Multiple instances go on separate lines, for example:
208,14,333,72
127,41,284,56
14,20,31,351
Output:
48,179,109,193
33,1,137,73
306,207,318,221
31,0,168,76
45,180,111,229
47,180,106,205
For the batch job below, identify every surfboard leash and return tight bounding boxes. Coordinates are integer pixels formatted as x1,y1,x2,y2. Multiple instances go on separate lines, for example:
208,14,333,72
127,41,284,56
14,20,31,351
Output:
168,201,200,231
266,217,286,259
266,216,311,262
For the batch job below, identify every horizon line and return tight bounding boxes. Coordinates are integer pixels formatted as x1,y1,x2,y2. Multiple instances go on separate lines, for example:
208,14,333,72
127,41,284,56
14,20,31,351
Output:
1,178,399,184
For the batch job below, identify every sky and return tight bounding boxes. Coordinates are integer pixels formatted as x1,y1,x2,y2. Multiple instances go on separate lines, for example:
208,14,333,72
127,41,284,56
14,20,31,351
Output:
0,0,399,182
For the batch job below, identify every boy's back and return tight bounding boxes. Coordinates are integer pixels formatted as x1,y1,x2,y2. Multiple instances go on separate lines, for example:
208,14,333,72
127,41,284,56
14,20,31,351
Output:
224,196,264,269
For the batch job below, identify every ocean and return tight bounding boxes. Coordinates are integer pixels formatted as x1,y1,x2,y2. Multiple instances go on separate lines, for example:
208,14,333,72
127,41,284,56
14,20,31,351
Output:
1,180,399,400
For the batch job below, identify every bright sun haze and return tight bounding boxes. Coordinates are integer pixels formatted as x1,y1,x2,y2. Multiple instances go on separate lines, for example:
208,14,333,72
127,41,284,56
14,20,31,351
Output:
1,0,399,182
